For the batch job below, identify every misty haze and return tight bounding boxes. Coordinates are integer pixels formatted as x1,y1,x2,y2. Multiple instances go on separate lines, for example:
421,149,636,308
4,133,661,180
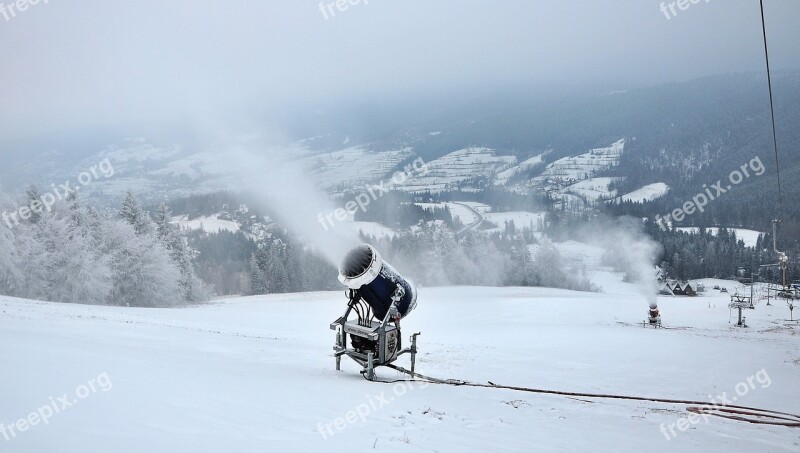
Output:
1,1,799,452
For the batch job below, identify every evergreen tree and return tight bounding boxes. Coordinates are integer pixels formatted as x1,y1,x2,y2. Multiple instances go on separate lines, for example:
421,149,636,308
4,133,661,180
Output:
120,190,154,236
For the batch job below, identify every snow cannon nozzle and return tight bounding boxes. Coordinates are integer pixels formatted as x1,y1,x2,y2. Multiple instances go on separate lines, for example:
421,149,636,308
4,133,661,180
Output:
649,302,658,310
338,243,382,290
337,244,417,321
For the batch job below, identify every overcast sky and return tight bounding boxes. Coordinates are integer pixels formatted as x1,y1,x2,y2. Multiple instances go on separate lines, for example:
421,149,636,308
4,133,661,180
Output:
0,0,798,139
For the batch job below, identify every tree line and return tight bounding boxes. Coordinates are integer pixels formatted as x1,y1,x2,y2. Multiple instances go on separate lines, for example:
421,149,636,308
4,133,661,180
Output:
0,188,210,306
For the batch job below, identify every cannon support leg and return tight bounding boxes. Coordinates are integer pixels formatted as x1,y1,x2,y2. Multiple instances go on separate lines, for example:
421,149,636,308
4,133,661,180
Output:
410,332,420,378
366,351,375,381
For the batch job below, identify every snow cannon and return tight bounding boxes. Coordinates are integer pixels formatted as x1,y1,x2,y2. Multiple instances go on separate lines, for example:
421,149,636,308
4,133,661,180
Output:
644,302,662,328
330,244,421,381
338,244,418,321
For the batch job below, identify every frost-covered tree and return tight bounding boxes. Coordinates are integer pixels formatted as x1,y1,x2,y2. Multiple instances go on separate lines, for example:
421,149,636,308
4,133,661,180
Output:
98,217,183,307
37,208,112,304
249,253,267,294
267,247,289,293
119,190,154,236
24,185,43,224
153,202,211,302
0,196,21,293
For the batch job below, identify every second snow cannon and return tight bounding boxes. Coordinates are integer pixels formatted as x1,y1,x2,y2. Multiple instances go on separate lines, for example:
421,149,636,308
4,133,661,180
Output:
643,302,662,328
330,244,421,381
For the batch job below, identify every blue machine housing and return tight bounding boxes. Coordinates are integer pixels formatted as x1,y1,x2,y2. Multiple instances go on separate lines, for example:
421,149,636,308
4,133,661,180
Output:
338,244,417,321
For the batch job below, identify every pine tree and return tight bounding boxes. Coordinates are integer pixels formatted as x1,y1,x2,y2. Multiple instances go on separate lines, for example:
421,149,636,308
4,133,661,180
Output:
249,253,267,294
0,196,21,293
25,185,43,224
119,190,154,236
152,202,209,302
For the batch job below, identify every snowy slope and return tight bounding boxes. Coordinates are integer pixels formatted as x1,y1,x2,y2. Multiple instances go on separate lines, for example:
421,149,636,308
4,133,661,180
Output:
533,139,625,185
494,152,548,185
416,202,480,227
398,148,516,193
675,227,763,248
614,182,670,203
1,285,798,452
564,177,619,202
299,146,413,192
350,221,397,239
482,211,546,232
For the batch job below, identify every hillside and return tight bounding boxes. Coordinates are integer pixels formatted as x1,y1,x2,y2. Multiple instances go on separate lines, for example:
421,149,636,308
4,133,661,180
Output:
1,282,798,452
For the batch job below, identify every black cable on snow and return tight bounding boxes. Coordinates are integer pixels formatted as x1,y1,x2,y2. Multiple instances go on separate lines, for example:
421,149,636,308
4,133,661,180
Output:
373,366,800,428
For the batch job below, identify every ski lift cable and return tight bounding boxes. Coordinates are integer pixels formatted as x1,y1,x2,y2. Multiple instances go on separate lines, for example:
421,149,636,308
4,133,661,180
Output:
760,0,784,220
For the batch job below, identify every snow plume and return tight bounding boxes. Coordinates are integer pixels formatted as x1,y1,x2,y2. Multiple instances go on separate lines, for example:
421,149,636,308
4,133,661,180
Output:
215,139,360,266
366,227,597,291
574,216,662,304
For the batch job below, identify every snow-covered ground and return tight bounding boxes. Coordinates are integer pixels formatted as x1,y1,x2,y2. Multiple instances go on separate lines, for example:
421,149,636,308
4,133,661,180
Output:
1,281,798,452
675,227,764,248
564,177,619,202
531,139,625,186
482,211,546,233
350,221,397,240
398,148,516,193
300,146,412,192
416,202,482,227
172,214,241,234
614,182,670,203
494,152,548,185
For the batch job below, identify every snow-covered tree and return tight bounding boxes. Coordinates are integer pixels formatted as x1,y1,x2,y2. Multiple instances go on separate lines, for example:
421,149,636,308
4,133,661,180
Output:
153,202,211,302
37,208,112,304
119,190,154,236
98,217,183,307
249,253,267,294
0,196,21,293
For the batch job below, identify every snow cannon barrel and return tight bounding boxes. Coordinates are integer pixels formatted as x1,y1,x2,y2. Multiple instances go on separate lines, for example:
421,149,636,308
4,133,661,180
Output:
648,302,660,318
338,244,417,321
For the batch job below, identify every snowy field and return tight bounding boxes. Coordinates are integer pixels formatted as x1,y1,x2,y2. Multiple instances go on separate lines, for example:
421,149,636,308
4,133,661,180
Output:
564,177,619,202
1,282,798,452
350,221,397,240
614,182,670,203
416,202,481,227
494,152,548,185
531,139,625,187
172,214,241,234
398,148,516,193
483,211,546,232
675,227,764,248
299,146,412,192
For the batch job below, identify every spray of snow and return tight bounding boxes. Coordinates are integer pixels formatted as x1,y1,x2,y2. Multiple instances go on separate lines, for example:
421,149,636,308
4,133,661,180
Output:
198,128,360,266
573,216,662,305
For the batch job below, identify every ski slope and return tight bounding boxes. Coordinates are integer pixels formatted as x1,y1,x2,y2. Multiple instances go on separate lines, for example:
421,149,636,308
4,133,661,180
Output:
1,283,798,452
